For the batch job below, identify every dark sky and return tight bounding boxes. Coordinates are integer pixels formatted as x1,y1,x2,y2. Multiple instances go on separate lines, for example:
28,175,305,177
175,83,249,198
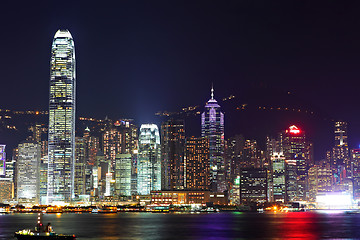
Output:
2,1,360,158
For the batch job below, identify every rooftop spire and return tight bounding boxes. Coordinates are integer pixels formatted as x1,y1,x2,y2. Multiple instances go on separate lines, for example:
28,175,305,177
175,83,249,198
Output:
54,29,73,39
211,83,214,100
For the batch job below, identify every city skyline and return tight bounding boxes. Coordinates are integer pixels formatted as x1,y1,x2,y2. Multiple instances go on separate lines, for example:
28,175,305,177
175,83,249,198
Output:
0,25,359,209
3,3,360,240
3,3,360,239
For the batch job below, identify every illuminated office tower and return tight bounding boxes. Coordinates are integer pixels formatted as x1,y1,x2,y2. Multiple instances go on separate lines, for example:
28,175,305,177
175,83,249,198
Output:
0,145,13,203
102,120,138,168
115,119,138,154
17,141,41,204
5,159,15,180
39,158,48,204
352,149,360,200
0,180,13,202
271,152,286,202
308,162,332,202
29,124,43,143
0,145,5,177
352,149,360,178
115,153,132,196
47,29,76,203
137,124,161,195
242,139,263,168
240,168,267,204
281,125,308,202
83,128,99,166
185,137,210,190
94,151,110,196
39,140,48,204
74,137,86,197
102,124,121,167
201,87,225,192
225,135,244,184
335,121,348,147
105,172,113,197
161,119,185,190
332,121,350,177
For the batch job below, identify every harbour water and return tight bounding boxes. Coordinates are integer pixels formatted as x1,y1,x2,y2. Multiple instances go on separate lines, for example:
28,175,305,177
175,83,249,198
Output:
1,211,360,239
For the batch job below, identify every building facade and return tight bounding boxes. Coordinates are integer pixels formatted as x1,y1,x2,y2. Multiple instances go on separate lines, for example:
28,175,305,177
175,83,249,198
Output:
308,163,332,202
17,141,41,204
0,180,13,202
161,119,185,190
272,152,286,202
185,137,210,191
332,121,350,179
225,135,244,185
115,153,132,197
282,125,308,202
47,29,76,203
240,168,267,204
74,137,87,197
0,145,5,176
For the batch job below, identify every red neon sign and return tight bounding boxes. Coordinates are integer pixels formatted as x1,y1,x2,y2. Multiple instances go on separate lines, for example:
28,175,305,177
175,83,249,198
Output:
288,125,300,134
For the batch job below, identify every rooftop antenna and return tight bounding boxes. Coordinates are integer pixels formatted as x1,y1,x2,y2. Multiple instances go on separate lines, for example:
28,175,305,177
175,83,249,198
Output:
211,83,214,100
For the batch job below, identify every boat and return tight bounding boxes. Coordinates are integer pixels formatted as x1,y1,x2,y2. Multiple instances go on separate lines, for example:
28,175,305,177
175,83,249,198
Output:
91,206,117,213
14,213,76,240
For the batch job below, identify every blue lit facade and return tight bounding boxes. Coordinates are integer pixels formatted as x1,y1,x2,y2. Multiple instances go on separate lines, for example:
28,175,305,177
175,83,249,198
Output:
47,29,76,203
0,145,5,177
201,88,225,192
137,124,161,195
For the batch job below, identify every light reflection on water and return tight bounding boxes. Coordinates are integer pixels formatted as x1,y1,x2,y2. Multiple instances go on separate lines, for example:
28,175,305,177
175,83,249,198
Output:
1,211,360,239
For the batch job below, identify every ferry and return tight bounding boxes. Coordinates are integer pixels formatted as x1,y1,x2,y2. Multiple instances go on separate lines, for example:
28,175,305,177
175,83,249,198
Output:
14,213,76,240
91,206,117,213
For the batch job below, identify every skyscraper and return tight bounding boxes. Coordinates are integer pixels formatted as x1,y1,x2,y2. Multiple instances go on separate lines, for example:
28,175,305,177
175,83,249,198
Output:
351,149,360,201
74,137,86,197
161,119,185,190
47,29,76,203
201,87,225,192
335,121,348,147
185,137,210,190
0,145,5,177
115,153,132,197
308,162,332,202
271,152,286,202
137,124,161,195
225,135,244,185
281,125,308,202
240,168,267,204
17,141,41,204
102,122,121,167
332,121,350,178
101,119,138,168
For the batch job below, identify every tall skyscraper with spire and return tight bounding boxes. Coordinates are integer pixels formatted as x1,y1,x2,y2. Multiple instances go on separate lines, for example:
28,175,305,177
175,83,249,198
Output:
47,29,76,203
201,86,225,192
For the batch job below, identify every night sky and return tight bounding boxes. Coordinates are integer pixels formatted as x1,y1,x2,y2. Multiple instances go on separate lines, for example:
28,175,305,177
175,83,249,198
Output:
2,1,360,159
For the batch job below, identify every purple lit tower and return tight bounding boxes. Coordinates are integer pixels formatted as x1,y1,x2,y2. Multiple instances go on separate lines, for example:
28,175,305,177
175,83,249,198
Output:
0,145,5,176
201,87,225,192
